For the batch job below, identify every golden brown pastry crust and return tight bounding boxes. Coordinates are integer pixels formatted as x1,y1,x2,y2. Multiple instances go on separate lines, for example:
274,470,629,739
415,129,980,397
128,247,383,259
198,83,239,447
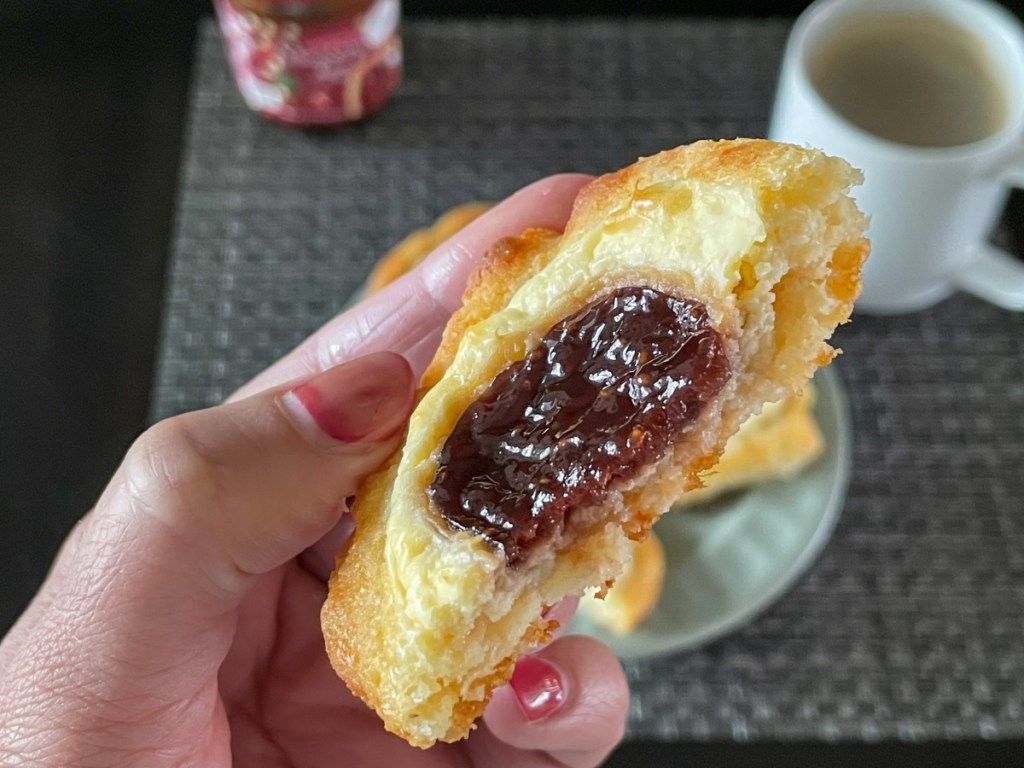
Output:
322,139,868,747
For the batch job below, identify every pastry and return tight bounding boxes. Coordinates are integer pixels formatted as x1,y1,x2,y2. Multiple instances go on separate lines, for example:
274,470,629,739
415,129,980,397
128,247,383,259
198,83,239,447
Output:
580,386,824,634
366,207,824,509
369,205,826,639
579,387,824,634
321,138,868,747
579,533,667,636
681,384,824,506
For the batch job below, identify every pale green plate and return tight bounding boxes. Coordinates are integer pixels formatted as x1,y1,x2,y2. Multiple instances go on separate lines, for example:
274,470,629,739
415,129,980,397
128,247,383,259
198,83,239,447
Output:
569,366,853,659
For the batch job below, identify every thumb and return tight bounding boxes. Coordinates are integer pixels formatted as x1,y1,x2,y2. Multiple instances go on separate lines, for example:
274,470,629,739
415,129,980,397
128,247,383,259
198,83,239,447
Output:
112,349,414,602
25,351,414,682
117,349,415,585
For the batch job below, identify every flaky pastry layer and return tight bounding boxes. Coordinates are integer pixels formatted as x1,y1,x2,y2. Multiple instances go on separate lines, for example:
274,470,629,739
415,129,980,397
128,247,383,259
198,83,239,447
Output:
322,138,868,747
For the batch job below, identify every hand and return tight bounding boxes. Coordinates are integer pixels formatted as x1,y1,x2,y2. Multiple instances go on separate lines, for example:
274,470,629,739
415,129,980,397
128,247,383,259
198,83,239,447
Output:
0,175,629,768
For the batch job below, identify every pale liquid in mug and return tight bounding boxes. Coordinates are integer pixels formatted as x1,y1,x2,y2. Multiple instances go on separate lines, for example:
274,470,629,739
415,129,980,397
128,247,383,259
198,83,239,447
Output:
808,14,1009,147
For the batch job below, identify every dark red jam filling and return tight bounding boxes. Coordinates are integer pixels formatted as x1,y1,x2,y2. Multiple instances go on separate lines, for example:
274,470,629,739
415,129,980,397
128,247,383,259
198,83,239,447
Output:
427,287,731,566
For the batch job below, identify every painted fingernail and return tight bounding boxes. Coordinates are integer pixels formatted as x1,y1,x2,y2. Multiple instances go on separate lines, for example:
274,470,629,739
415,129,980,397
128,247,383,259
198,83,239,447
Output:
509,656,566,722
282,352,415,443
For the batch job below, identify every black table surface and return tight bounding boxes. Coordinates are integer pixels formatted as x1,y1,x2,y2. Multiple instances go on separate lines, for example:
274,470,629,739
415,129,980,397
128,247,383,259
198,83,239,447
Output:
3,4,1024,767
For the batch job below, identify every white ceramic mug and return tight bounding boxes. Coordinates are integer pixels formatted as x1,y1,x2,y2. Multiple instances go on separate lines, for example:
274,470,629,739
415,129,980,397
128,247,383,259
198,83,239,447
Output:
769,0,1024,314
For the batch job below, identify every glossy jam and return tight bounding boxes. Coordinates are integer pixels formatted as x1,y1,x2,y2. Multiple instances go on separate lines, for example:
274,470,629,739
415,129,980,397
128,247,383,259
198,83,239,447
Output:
427,287,731,566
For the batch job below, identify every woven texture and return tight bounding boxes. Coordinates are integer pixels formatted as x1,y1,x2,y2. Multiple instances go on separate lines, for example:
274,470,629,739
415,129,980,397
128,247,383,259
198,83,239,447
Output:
152,19,1024,742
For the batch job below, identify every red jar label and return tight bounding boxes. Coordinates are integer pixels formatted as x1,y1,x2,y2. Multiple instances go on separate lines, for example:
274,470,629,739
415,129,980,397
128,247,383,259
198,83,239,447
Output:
215,0,402,126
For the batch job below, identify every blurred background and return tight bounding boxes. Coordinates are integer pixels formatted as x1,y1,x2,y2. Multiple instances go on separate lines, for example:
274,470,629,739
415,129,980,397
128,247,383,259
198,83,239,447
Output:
3,2,1024,765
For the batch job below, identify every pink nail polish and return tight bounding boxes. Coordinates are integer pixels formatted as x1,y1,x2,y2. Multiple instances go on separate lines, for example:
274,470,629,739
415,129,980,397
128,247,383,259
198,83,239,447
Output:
286,352,414,443
509,656,566,722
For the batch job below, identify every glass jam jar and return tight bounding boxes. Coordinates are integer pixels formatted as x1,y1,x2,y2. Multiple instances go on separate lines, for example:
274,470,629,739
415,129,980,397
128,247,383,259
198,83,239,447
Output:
215,0,402,127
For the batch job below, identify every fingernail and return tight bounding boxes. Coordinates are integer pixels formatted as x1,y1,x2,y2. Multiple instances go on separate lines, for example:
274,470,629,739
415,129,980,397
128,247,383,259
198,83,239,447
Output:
281,352,415,443
509,656,566,722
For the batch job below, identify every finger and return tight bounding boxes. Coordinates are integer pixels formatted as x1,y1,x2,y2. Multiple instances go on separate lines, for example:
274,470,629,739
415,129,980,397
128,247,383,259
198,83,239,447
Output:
472,636,629,768
230,173,593,401
121,350,415,596
27,352,415,690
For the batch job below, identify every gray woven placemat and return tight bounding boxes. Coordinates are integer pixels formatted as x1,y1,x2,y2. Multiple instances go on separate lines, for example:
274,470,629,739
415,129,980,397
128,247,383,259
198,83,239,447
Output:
152,18,1024,742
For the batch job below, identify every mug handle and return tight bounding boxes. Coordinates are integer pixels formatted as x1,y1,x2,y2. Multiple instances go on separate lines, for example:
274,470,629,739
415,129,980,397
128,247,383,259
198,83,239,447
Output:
953,158,1024,311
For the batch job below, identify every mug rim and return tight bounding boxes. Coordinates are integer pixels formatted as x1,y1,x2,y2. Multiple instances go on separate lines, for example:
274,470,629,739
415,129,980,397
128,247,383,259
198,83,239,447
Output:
785,0,1024,162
